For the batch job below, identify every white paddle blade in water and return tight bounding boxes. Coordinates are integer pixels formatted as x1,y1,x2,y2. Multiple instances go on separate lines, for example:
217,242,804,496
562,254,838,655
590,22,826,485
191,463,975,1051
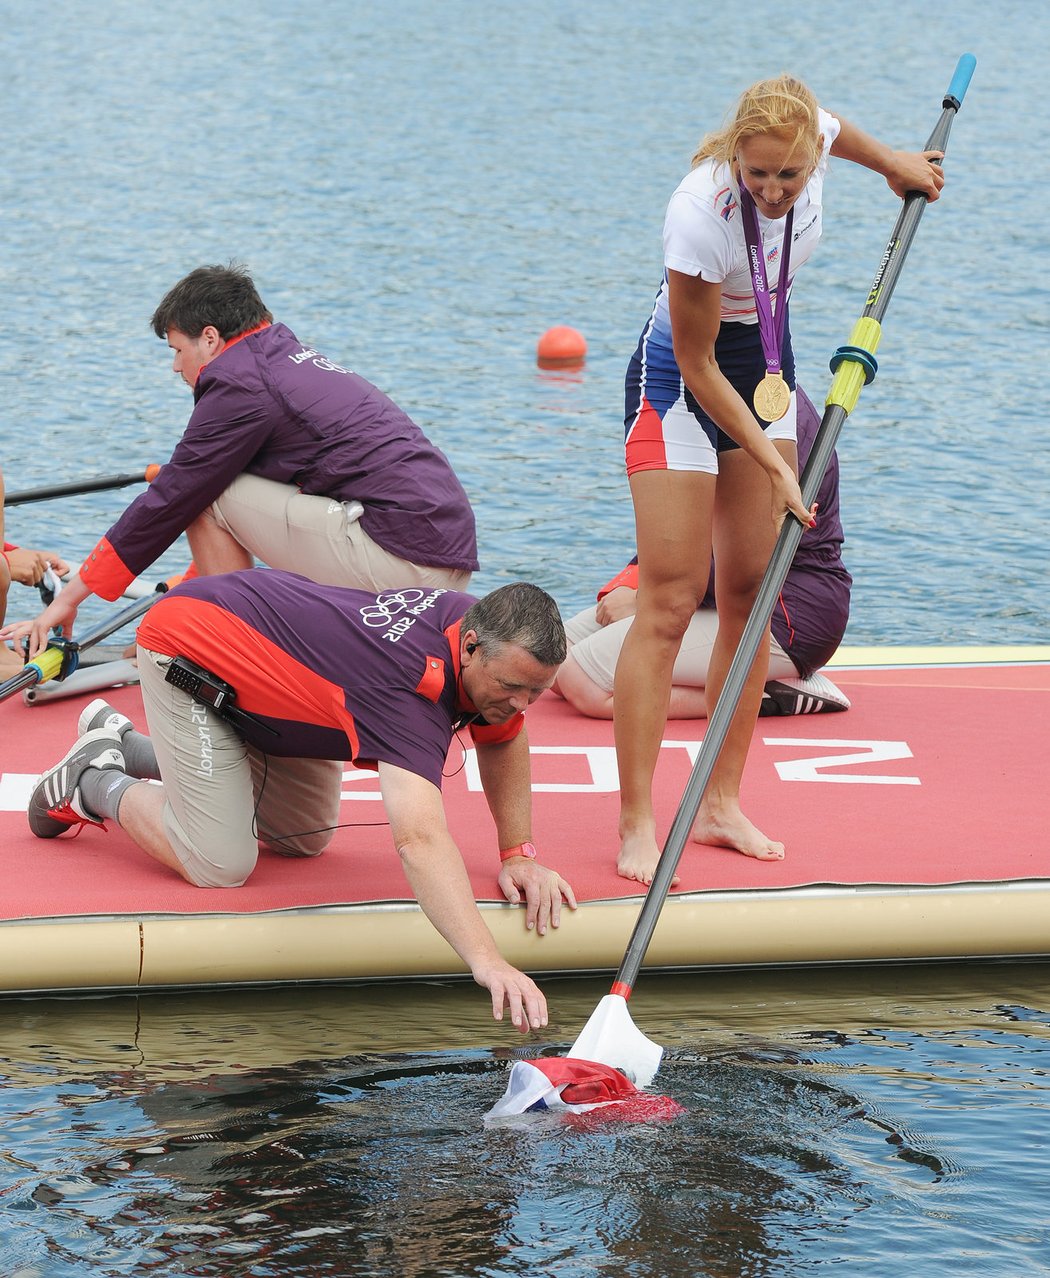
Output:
566,994,663,1089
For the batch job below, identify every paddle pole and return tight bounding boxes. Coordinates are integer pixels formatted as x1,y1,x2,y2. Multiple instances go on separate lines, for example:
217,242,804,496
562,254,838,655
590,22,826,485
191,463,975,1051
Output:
563,57,976,1087
4,464,161,508
0,581,172,706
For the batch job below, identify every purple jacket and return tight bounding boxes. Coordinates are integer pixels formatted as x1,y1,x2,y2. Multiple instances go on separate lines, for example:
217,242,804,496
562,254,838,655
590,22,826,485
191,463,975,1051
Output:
138,575,522,787
767,385,852,675
82,323,478,599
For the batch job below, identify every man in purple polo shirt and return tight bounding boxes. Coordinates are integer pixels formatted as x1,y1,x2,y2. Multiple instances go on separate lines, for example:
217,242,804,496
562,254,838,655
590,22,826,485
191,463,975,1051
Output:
27,579,577,1033
8,264,478,658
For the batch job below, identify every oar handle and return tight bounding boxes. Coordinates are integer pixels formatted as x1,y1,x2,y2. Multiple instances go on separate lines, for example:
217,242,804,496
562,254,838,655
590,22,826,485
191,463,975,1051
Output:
0,579,174,707
610,57,976,997
861,54,975,328
945,54,976,109
4,464,161,508
0,659,49,702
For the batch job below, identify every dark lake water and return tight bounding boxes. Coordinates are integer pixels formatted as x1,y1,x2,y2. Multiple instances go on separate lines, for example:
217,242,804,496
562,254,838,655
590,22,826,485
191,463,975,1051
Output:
1,2,1047,1275
1,966,1049,1278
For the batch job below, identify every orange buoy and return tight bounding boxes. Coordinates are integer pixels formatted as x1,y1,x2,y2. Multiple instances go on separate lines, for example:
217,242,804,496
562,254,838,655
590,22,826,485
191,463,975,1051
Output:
537,326,587,369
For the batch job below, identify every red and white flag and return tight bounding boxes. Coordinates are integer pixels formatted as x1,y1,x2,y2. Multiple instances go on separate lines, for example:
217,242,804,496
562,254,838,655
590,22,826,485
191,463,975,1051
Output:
485,1056,683,1123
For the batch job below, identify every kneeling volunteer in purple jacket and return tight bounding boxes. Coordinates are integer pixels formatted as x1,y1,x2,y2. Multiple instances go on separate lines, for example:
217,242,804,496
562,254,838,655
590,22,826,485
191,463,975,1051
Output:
5,263,479,660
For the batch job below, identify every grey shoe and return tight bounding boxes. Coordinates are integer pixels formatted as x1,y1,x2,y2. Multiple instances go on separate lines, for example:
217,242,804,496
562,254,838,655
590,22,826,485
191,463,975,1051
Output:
760,671,852,717
77,697,133,738
28,727,126,838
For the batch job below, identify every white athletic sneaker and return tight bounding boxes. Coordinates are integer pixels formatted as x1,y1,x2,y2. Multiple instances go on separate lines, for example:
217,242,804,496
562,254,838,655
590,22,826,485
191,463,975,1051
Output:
28,727,126,838
77,697,133,738
760,671,852,717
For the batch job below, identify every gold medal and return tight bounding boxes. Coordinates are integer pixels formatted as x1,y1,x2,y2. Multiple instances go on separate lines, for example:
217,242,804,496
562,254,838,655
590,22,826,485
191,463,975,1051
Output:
753,372,791,423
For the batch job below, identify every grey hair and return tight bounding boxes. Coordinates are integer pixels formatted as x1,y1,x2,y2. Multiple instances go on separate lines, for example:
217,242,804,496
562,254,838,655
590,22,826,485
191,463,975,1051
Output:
461,582,566,667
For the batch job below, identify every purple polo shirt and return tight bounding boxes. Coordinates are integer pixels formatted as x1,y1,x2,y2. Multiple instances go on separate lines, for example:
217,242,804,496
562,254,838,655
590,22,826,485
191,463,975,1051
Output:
138,572,522,788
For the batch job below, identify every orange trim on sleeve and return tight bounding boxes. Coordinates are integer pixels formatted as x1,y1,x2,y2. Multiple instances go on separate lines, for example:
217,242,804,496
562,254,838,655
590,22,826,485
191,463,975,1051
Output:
79,535,135,601
597,562,639,602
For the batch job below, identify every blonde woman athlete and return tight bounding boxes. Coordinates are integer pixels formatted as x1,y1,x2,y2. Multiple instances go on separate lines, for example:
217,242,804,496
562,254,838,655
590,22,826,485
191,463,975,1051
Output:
615,74,944,884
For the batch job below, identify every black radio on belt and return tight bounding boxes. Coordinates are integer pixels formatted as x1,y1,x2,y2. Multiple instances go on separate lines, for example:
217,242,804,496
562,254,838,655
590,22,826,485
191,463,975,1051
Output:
164,655,278,737
164,655,238,711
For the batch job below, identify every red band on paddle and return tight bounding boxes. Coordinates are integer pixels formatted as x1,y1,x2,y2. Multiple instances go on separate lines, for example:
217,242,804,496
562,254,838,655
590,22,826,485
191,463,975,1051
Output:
610,981,633,1000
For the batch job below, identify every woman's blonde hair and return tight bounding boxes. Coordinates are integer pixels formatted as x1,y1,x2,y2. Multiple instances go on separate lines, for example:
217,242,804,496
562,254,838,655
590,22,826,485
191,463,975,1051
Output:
692,74,822,171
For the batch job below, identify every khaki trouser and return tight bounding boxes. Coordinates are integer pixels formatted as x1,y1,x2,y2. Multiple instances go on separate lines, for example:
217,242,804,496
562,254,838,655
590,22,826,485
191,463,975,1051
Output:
563,605,795,694
139,648,344,888
212,473,472,593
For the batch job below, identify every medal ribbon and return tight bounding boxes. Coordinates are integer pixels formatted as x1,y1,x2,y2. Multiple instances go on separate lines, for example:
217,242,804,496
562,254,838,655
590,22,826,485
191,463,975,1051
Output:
737,182,793,376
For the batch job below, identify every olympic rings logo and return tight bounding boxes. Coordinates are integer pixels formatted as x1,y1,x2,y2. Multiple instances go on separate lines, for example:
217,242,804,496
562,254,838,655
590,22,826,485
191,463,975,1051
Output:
359,589,429,627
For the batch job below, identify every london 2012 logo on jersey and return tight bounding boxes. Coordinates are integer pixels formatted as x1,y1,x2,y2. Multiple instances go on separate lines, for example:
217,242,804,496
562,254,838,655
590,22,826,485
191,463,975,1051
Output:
359,589,448,643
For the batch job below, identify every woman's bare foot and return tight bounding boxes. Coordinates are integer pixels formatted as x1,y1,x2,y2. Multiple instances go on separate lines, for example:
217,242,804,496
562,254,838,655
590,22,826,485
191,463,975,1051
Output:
616,826,680,887
690,799,785,861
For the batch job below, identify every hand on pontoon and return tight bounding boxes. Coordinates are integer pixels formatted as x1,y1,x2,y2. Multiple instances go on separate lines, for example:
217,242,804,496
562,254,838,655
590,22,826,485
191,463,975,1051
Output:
498,858,578,936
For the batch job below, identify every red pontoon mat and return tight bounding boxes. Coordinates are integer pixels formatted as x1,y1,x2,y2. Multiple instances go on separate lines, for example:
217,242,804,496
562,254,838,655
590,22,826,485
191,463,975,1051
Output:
0,650,1047,990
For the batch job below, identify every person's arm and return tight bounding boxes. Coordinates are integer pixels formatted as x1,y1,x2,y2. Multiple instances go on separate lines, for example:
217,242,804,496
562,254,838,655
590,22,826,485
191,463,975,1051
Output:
83,402,266,601
3,383,270,651
3,546,72,585
829,116,945,201
473,729,577,935
595,562,639,625
667,269,815,530
378,761,548,1032
0,570,91,655
596,585,638,627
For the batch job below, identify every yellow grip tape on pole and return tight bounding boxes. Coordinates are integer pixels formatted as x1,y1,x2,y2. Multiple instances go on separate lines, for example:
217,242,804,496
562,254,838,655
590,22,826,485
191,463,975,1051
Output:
826,316,883,414
28,647,66,685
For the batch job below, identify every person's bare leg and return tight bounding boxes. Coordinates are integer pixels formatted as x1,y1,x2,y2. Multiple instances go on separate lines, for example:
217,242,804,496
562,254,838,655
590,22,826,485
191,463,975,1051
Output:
666,686,710,718
554,656,614,718
690,440,797,860
558,655,711,721
0,568,20,675
614,470,714,884
114,781,198,882
186,507,254,575
694,632,781,858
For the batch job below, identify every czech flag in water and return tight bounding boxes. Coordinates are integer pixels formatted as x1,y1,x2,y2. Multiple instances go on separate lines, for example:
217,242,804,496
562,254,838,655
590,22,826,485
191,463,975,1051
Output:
485,1056,684,1123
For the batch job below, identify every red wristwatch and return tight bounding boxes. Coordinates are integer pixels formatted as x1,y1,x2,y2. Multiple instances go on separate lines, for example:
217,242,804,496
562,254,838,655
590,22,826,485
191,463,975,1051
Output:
499,841,537,863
